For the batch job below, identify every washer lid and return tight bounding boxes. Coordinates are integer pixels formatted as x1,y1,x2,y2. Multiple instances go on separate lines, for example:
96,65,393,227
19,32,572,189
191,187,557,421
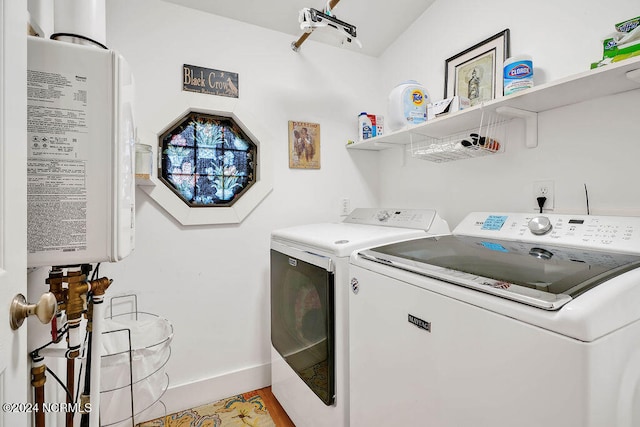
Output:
272,223,431,257
358,235,640,310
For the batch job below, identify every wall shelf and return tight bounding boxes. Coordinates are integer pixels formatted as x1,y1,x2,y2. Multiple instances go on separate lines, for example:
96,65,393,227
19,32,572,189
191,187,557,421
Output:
135,176,156,187
346,56,640,151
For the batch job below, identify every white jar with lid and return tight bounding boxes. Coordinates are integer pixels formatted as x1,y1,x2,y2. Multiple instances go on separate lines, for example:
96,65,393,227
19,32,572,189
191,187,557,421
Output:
135,143,153,179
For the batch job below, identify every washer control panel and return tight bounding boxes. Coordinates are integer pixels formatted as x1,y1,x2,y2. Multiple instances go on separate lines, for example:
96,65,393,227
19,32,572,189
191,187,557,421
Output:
528,216,553,235
455,212,640,254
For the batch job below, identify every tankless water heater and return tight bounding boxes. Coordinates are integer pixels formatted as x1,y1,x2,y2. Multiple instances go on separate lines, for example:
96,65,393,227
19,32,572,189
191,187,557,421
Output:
26,37,135,268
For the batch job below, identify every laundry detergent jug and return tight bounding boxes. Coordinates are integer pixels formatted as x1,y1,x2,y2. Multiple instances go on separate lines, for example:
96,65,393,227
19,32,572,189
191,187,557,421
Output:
388,80,429,131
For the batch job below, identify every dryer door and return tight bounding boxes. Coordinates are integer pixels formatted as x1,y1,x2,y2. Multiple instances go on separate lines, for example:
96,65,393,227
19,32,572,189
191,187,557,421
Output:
270,247,335,405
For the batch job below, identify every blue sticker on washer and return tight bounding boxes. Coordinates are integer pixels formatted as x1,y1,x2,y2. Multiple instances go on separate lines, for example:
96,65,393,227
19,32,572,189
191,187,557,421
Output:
482,215,508,230
481,241,509,252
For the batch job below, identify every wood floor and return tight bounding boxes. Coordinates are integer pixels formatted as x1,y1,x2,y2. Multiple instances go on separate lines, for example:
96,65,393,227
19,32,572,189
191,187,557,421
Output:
256,386,296,427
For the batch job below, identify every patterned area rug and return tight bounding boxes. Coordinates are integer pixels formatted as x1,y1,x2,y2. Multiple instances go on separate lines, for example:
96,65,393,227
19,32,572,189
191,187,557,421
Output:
137,391,277,427
298,359,329,403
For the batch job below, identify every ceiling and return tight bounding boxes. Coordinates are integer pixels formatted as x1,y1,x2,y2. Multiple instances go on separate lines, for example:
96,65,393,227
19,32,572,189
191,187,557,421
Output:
162,0,436,57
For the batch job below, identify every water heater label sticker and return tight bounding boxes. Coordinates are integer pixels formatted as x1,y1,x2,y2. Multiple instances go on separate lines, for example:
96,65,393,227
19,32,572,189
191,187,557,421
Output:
27,69,89,161
27,68,90,255
26,160,87,254
482,215,508,231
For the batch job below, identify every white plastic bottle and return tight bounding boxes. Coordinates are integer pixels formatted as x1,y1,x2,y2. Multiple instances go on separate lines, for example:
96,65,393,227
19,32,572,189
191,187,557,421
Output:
387,80,429,131
358,112,373,141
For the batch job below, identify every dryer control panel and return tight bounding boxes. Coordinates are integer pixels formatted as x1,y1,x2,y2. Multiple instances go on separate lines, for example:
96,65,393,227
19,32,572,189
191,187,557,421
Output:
455,212,640,254
345,208,440,230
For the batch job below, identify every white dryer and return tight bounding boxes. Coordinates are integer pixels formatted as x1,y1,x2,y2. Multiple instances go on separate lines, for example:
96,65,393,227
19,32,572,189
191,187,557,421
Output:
349,212,640,427
270,208,450,427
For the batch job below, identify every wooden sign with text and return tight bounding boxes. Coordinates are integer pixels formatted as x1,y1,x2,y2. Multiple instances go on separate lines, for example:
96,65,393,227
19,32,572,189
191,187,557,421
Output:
182,64,239,98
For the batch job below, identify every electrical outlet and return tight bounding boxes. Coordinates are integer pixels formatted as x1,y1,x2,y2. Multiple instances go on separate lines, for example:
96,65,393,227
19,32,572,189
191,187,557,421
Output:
533,180,554,211
340,198,351,216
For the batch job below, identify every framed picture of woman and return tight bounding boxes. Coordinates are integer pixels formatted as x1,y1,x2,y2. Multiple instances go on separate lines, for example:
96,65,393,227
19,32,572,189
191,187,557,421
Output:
444,29,510,106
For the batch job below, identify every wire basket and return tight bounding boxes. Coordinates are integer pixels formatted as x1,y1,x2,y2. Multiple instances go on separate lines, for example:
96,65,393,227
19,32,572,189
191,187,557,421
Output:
409,111,510,163
100,295,173,426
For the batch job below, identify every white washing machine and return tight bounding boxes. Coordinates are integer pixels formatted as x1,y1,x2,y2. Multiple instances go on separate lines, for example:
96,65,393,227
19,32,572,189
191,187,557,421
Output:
349,212,640,427
270,208,450,427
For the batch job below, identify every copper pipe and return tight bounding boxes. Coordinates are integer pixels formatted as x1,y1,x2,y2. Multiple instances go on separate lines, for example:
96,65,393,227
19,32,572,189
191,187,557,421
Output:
65,270,88,322
84,277,111,334
31,361,46,427
80,277,111,427
89,277,112,298
47,268,65,342
66,271,88,359
292,0,342,51
46,268,65,308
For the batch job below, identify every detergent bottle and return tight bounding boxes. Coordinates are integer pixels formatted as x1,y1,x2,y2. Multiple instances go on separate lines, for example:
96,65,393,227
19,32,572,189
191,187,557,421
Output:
387,80,429,131
358,112,373,141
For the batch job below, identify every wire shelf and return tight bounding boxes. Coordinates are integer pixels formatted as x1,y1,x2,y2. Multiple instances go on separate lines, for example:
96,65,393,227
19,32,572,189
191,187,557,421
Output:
409,110,510,163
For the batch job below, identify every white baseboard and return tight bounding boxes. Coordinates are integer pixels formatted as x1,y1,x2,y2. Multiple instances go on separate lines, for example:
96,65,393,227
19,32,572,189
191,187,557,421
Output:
139,362,272,421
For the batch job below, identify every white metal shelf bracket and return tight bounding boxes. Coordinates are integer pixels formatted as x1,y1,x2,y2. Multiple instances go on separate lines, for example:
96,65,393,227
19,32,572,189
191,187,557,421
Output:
626,68,640,84
495,106,538,148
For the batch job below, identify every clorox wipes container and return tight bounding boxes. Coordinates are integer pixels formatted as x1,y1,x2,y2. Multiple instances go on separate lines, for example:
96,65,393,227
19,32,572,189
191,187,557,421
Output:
388,80,429,131
503,55,533,96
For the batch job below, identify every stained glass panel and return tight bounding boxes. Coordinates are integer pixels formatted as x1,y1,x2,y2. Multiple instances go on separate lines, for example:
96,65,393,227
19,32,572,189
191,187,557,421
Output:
159,112,257,206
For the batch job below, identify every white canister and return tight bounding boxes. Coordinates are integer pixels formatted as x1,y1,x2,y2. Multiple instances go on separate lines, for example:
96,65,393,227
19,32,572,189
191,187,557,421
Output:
135,143,153,179
387,80,429,131
503,55,533,96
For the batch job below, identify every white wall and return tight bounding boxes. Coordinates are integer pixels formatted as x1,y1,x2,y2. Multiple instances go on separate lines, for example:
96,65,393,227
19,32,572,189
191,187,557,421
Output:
24,0,640,420
375,0,640,227
99,0,381,412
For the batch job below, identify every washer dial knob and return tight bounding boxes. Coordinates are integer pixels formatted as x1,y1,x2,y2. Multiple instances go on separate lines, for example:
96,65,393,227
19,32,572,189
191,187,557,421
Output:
528,216,552,235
